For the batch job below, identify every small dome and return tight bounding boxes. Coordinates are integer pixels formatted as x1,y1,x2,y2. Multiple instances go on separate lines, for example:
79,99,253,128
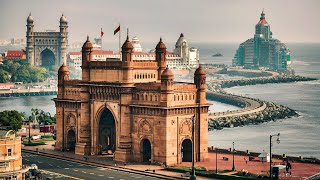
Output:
58,63,70,73
195,65,206,76
132,36,142,52
156,37,166,49
122,35,133,49
161,67,174,78
60,14,68,23
27,13,33,23
82,36,93,49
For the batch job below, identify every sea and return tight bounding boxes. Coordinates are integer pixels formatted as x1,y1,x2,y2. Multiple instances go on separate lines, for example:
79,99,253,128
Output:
0,43,319,158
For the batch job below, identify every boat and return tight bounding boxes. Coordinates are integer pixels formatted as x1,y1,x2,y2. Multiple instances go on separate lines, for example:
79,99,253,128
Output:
212,53,223,57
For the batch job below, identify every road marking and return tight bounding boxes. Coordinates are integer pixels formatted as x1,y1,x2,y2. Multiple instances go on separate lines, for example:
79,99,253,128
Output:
73,169,79,172
99,175,104,177
108,177,114,179
37,161,42,163
25,159,29,161
57,166,62,168
67,164,73,166
82,171,87,174
89,173,94,175
48,164,53,166
64,168,70,169
40,169,84,180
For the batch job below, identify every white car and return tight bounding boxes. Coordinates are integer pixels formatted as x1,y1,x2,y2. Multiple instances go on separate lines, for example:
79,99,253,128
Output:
31,135,41,140
29,164,38,170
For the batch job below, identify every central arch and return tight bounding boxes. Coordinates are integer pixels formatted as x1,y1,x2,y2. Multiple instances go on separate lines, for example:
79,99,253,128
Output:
181,139,192,162
66,129,76,151
98,108,116,154
141,139,151,163
40,48,55,69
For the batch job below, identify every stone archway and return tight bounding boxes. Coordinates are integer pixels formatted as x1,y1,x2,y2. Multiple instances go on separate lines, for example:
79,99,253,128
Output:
98,108,116,154
40,48,55,69
66,129,76,151
181,139,192,162
141,139,151,163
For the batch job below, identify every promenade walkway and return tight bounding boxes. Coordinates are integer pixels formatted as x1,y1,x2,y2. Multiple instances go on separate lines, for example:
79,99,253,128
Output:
179,152,320,179
22,141,214,180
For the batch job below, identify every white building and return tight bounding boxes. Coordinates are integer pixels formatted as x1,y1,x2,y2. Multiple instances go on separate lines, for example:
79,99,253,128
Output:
67,33,200,71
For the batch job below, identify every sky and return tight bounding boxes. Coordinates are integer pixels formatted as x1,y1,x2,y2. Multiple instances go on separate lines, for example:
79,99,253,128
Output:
1,0,319,47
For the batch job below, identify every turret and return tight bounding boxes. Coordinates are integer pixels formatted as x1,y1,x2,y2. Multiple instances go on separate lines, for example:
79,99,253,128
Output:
156,37,166,80
26,13,34,65
161,67,174,92
160,67,174,106
81,36,93,81
121,34,133,66
194,65,206,104
57,63,70,98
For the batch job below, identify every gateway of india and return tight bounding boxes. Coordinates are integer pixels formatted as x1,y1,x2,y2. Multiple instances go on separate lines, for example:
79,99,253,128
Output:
54,34,210,165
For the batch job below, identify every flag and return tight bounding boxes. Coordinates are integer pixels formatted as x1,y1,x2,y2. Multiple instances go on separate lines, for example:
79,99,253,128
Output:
114,25,120,35
101,28,104,38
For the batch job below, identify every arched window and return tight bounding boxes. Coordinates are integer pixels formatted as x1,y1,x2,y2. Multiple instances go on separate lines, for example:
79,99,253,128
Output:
137,94,139,100
155,95,157,101
150,95,153,101
145,94,148,100
174,95,176,101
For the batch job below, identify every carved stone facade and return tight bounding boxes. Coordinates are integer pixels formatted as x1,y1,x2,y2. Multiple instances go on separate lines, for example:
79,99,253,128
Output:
53,35,209,165
26,13,68,69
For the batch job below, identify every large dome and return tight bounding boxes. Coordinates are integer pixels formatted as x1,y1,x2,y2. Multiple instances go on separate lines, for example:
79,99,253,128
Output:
175,33,187,47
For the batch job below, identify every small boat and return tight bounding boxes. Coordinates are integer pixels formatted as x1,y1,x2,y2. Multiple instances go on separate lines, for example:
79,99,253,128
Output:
212,53,223,57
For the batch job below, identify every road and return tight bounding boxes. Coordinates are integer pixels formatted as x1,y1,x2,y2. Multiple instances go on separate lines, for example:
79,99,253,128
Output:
22,152,163,180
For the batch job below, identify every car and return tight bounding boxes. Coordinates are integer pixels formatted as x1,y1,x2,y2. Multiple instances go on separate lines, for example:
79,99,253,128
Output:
31,135,41,140
29,164,38,170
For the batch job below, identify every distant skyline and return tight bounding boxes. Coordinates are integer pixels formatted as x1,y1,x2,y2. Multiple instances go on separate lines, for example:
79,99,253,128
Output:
1,0,319,47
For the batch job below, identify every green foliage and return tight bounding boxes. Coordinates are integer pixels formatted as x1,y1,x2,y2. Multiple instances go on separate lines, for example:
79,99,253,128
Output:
0,110,25,131
31,108,56,125
0,69,11,82
22,140,46,146
0,60,53,83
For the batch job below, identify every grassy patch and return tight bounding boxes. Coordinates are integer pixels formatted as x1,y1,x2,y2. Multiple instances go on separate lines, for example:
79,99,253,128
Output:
22,140,46,146
41,135,54,140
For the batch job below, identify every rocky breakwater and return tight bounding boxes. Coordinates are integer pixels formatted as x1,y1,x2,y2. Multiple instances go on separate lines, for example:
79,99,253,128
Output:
206,74,314,130
208,100,298,130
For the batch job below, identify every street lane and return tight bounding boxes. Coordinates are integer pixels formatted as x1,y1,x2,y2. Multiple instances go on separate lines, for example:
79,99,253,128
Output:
22,152,162,180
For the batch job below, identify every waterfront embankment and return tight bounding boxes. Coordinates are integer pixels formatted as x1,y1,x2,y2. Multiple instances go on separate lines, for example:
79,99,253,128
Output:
206,73,316,130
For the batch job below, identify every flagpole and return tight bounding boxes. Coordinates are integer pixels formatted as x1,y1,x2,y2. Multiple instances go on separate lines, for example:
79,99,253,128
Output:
101,28,103,49
119,23,121,61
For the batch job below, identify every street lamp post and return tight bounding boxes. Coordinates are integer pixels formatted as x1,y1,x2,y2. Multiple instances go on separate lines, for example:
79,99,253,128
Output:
215,148,218,173
28,118,31,144
269,133,280,180
190,115,196,180
232,142,236,171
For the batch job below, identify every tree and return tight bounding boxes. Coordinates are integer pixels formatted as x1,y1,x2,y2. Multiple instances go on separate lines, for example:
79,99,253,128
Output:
0,110,25,131
0,69,10,83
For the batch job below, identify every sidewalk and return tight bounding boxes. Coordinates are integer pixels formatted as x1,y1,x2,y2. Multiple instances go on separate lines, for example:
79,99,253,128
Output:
179,152,320,179
22,142,214,180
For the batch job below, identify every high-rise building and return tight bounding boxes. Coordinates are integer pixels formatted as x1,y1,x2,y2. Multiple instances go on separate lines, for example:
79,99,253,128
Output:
233,10,291,70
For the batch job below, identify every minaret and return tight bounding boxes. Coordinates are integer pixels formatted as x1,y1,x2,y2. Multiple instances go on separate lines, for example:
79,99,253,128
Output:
26,13,34,66
156,37,166,80
81,36,93,81
57,63,70,98
59,14,68,66
121,32,134,84
194,65,206,105
160,67,174,106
